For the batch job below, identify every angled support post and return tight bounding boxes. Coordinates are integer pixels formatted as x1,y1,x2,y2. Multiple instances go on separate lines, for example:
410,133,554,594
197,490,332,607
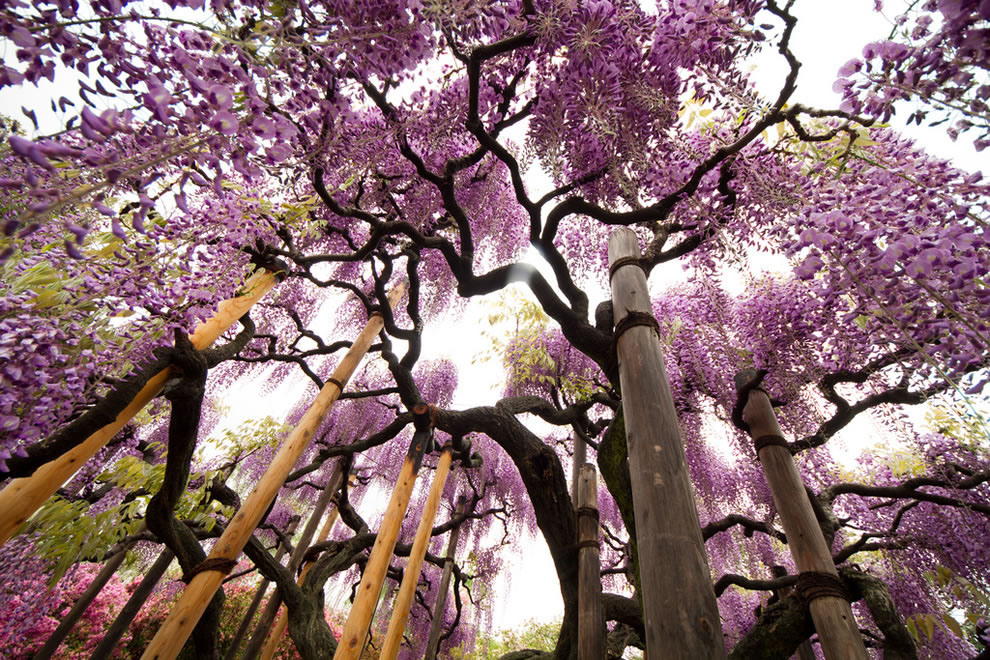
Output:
141,283,405,660
333,402,433,659
424,497,468,660
608,227,725,659
734,370,868,660
258,493,344,660
380,446,454,660
0,269,279,546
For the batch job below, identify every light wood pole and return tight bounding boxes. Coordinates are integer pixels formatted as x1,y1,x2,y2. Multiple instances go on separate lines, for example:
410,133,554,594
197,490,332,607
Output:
333,403,433,660
0,269,278,546
380,448,454,660
735,373,868,660
576,464,604,660
608,227,725,659
258,502,343,660
141,283,405,660
424,497,468,660
243,465,346,660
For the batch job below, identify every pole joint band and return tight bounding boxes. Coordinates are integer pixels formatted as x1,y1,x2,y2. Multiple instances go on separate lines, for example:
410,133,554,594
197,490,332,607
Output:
754,434,790,453
609,256,649,280
796,571,850,603
575,506,600,521
182,557,238,583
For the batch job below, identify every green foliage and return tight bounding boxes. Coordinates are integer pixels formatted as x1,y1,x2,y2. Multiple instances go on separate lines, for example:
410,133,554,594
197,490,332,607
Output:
905,565,990,650
449,618,559,659
26,417,284,583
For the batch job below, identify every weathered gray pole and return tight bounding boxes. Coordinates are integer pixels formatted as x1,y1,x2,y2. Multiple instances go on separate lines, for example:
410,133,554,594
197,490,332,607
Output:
576,464,604,660
770,566,816,660
241,464,345,660
33,537,137,660
735,371,868,660
89,548,176,659
224,515,301,660
608,227,725,658
572,435,587,503
424,498,468,660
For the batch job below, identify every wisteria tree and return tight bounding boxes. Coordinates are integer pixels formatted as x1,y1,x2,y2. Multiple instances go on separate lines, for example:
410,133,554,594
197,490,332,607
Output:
0,0,988,659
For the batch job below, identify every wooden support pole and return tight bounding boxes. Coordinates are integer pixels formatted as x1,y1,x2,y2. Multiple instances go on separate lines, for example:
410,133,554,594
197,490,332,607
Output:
32,529,143,660
333,404,433,660
380,448,454,660
571,434,587,503
576,464,604,660
258,496,344,660
90,548,176,660
243,465,345,660
141,284,405,660
770,566,816,660
608,228,725,659
736,376,868,660
0,270,278,546
424,497,468,660
224,516,302,660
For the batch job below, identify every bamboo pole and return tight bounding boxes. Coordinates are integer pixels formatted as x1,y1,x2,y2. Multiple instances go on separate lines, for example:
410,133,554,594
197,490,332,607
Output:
736,377,868,660
0,270,278,546
243,466,345,660
608,228,725,659
90,548,176,660
223,516,302,660
576,464,603,660
333,404,433,660
380,448,453,660
141,283,405,660
424,497,467,660
257,491,344,660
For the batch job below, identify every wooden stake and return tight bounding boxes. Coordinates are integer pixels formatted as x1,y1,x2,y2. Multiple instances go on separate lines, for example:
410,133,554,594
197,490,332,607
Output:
576,464,604,660
224,515,302,660
333,404,432,660
424,497,468,660
608,228,725,659
0,270,278,546
243,466,345,660
737,380,868,660
380,448,453,660
90,548,176,660
258,504,342,660
141,283,405,660
32,528,143,660
770,566,816,660
571,434,587,503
